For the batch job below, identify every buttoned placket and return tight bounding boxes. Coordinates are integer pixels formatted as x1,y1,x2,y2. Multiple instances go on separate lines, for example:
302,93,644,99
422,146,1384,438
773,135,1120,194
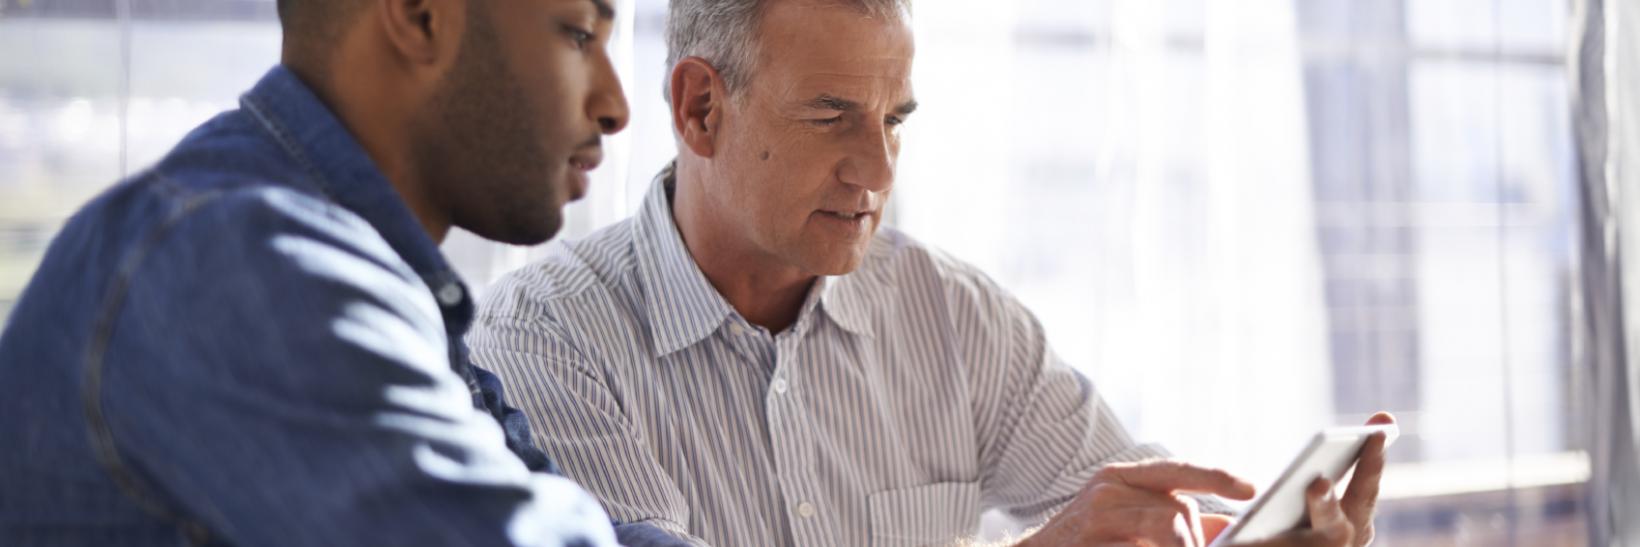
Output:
428,277,481,401
767,317,832,546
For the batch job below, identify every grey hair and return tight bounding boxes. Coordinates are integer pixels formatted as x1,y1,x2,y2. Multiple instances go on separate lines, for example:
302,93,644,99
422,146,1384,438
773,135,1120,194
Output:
663,0,911,102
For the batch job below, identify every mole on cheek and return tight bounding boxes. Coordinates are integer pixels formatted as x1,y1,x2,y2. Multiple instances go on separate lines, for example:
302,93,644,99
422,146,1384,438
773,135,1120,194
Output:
760,150,772,161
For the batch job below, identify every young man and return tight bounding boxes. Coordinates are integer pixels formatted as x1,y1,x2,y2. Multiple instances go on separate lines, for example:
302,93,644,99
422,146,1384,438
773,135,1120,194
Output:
0,0,679,545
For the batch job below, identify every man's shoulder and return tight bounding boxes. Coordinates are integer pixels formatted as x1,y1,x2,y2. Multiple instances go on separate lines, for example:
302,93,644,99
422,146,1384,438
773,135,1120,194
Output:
70,104,364,251
138,107,317,196
2,107,413,358
55,99,397,283
478,218,642,323
92,170,415,300
854,226,1026,328
22,173,434,373
859,225,1006,297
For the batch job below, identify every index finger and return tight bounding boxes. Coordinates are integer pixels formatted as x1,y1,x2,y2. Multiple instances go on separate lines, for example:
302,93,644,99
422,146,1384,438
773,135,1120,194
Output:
1098,460,1257,500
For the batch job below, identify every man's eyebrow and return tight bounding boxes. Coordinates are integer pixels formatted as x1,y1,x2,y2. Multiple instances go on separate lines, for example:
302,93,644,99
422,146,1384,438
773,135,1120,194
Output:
805,94,859,112
588,0,615,20
894,100,919,116
803,95,919,116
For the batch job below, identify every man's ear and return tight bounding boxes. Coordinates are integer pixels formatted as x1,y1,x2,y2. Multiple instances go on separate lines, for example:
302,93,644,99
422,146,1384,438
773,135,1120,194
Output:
670,57,727,158
374,0,464,74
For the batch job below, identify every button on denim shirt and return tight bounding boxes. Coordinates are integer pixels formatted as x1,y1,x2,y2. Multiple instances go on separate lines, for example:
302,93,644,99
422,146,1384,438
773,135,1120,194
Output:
0,67,679,547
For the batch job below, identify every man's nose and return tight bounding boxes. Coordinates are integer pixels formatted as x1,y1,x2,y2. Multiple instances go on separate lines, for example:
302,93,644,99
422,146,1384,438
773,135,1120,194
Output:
588,52,630,135
838,127,896,193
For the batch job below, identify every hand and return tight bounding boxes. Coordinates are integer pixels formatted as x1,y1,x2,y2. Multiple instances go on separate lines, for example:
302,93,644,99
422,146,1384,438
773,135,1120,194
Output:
1201,514,1236,544
1234,477,1352,547
1022,460,1257,547
1233,411,1397,547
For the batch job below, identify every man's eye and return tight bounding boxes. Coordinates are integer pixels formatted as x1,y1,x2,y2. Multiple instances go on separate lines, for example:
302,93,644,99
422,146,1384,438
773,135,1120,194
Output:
563,25,594,49
886,115,905,127
810,116,843,127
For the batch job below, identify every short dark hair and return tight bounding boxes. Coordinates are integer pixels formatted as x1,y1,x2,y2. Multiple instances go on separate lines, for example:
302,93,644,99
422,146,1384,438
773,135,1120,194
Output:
276,0,368,76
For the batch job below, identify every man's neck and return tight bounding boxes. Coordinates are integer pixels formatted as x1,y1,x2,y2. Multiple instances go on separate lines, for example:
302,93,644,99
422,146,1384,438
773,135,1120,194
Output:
283,55,451,245
701,262,814,335
670,170,814,334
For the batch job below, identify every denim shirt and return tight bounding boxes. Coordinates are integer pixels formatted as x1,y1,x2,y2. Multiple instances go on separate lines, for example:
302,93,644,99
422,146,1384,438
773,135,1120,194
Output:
0,67,684,547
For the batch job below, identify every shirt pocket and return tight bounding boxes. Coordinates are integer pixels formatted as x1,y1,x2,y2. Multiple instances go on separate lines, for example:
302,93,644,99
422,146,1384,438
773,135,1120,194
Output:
867,481,982,547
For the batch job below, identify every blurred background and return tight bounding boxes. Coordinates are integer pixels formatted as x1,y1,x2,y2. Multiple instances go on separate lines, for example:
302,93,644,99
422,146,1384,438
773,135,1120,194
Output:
0,0,1632,545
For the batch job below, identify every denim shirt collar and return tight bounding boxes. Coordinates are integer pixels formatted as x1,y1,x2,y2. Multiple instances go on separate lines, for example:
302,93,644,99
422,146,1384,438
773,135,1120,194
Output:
238,66,472,327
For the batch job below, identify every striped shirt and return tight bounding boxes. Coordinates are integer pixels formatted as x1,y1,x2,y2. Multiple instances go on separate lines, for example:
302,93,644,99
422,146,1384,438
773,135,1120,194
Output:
468,169,1180,547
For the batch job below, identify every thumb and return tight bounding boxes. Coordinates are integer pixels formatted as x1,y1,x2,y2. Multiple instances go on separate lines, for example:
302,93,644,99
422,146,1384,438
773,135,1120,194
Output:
1305,478,1354,545
1201,514,1235,543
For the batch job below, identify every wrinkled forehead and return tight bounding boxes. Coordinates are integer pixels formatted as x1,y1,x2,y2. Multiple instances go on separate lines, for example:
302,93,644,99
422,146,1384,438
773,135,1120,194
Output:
753,1,916,105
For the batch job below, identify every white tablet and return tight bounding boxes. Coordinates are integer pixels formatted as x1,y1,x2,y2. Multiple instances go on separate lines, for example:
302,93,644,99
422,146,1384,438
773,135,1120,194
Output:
1208,424,1399,547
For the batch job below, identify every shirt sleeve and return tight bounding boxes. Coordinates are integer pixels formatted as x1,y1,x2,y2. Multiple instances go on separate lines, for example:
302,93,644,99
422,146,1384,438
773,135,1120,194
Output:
97,189,618,547
470,361,558,473
615,521,703,547
467,311,712,547
948,266,1233,524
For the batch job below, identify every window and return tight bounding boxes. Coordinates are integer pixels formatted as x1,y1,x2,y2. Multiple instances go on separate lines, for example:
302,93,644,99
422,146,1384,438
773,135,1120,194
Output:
0,0,281,318
890,0,1585,543
0,0,1591,543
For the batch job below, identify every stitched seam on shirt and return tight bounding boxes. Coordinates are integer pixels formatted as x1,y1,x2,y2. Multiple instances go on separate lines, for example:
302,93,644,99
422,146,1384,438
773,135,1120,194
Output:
147,168,188,198
471,313,626,420
241,93,338,203
80,183,224,546
526,243,615,305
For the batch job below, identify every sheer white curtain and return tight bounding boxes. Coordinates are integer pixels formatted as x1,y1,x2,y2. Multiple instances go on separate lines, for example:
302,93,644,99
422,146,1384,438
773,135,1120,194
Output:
1595,0,1640,541
896,0,1330,484
1611,0,1640,478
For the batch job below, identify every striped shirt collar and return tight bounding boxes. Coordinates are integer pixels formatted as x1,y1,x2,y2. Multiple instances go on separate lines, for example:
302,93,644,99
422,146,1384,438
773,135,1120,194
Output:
632,164,875,358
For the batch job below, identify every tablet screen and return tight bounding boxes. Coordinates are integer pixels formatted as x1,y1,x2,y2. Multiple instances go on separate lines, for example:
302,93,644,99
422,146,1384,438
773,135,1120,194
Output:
1211,425,1398,546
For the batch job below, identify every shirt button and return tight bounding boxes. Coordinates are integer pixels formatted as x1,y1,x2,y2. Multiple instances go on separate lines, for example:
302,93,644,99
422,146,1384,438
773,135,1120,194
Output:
436,283,464,306
729,323,746,336
771,377,789,395
796,502,816,518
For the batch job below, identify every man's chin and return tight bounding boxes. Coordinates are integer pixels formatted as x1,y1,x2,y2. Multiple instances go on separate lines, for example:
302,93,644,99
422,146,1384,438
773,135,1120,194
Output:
794,226,878,273
799,248,871,277
469,213,563,247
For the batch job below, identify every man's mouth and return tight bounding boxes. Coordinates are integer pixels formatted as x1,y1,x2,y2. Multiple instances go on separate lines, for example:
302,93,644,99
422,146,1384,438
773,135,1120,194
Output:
569,136,604,172
818,208,877,222
820,210,867,220
569,154,601,172
563,148,602,202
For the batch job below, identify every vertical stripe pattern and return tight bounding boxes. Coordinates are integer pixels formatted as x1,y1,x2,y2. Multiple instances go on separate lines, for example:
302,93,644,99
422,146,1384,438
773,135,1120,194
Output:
466,171,1177,547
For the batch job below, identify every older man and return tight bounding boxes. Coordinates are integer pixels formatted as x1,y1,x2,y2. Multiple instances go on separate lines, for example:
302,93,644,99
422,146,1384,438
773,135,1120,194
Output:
469,0,1391,546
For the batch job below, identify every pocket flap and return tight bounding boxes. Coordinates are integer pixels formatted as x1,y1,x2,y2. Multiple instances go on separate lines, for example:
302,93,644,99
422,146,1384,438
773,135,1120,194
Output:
867,481,982,547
